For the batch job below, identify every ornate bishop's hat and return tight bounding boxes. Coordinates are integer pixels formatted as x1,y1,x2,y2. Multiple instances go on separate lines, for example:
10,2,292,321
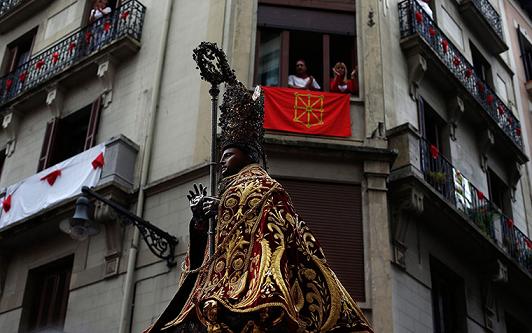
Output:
219,82,264,160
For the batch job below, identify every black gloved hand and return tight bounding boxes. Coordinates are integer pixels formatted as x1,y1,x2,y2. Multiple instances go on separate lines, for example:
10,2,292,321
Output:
187,183,208,231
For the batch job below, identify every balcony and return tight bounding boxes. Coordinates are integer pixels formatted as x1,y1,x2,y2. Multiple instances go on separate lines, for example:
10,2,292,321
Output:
454,0,508,54
0,0,145,110
398,0,526,163
0,0,54,33
418,137,532,277
0,135,138,236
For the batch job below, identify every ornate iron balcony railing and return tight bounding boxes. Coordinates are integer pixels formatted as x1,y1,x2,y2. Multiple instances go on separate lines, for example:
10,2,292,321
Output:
420,137,532,274
0,0,23,17
399,0,523,149
469,0,504,39
0,0,145,107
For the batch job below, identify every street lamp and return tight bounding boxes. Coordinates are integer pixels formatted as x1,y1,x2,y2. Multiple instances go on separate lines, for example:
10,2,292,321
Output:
62,186,178,267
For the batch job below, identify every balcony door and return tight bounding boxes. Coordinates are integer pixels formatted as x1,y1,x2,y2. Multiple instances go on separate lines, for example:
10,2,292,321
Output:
2,28,37,75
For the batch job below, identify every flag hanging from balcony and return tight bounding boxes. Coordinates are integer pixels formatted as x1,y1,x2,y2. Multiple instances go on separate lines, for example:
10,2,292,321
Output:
263,87,351,137
0,144,105,230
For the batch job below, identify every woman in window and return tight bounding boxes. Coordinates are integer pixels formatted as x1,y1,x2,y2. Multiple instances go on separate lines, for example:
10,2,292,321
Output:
330,62,358,95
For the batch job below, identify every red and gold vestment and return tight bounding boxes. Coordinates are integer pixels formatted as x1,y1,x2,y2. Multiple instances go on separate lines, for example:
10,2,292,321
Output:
147,164,372,333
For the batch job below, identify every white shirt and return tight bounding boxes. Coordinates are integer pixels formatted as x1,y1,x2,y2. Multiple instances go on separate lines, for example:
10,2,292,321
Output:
288,75,321,90
91,7,112,20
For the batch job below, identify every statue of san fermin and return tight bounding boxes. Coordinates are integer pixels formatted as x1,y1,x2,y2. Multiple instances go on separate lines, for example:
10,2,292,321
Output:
143,43,373,333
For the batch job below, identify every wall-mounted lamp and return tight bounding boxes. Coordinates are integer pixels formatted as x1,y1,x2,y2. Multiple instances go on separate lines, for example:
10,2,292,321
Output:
61,186,178,266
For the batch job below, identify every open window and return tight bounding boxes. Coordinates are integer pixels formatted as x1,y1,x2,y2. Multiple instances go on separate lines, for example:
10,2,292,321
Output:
470,42,493,88
430,257,467,333
419,98,454,198
487,168,512,217
37,96,102,171
517,28,532,81
419,97,449,157
19,255,74,333
255,1,357,94
1,27,37,75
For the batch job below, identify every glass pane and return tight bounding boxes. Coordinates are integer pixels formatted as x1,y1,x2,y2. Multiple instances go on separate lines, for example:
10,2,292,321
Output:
257,29,281,86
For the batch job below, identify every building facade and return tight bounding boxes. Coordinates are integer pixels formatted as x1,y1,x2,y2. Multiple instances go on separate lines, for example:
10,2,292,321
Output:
0,1,529,333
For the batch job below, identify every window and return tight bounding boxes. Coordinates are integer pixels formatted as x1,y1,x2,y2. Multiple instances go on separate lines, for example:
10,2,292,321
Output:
470,42,493,88
517,28,532,81
430,257,467,333
0,149,5,182
419,98,448,155
419,98,453,198
255,1,357,94
19,255,74,333
278,179,365,301
38,96,102,171
1,28,37,75
487,168,511,217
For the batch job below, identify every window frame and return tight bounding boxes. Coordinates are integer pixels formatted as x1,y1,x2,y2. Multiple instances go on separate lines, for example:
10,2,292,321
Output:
430,257,468,333
19,255,74,333
1,27,38,75
517,27,532,81
37,96,102,171
254,3,358,94
487,168,512,217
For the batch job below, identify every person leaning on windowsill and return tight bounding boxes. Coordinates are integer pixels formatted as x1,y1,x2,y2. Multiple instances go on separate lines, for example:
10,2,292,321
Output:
330,62,359,95
287,59,321,91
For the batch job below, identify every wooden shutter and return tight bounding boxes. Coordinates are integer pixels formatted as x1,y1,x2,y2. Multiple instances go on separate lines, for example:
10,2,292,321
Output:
5,46,19,73
25,256,73,332
84,96,102,150
37,118,60,171
279,179,366,301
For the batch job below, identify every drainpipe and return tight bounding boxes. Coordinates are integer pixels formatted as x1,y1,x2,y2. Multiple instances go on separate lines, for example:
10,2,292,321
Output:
117,0,174,332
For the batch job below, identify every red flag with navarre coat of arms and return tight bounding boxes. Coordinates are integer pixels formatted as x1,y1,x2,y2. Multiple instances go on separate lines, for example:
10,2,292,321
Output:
263,86,351,137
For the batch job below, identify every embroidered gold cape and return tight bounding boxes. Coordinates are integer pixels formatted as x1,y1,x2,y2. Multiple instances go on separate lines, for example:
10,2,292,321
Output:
146,164,372,332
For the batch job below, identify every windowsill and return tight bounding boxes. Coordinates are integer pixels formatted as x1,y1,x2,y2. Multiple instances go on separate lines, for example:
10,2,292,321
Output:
350,95,363,103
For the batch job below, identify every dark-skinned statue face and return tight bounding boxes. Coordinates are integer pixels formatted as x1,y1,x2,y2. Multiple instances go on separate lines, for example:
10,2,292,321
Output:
219,147,252,177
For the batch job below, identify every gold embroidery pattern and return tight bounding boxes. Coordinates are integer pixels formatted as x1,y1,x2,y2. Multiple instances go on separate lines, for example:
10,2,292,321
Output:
152,165,372,332
293,92,325,128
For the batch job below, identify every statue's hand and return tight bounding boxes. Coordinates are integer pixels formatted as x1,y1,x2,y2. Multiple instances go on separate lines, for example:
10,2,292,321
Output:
187,183,207,223
202,196,220,218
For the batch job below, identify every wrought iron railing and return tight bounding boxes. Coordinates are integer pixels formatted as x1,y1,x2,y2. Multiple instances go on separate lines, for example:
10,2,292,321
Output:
420,137,532,274
469,0,504,39
0,0,23,17
399,0,523,149
0,0,145,107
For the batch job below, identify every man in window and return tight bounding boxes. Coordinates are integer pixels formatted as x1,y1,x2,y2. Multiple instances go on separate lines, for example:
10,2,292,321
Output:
288,59,321,90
